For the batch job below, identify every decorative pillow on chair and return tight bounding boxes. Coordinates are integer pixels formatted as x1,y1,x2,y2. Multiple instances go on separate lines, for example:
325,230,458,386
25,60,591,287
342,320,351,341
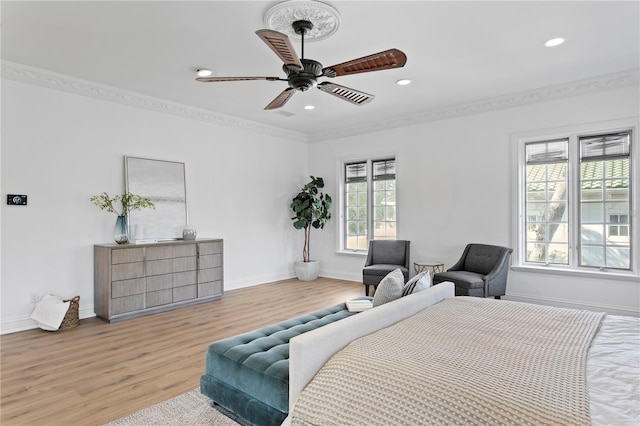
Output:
401,270,432,296
373,269,405,307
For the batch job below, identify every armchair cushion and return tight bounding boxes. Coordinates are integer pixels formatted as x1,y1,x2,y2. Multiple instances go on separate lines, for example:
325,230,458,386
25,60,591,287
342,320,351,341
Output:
363,264,409,279
436,271,484,289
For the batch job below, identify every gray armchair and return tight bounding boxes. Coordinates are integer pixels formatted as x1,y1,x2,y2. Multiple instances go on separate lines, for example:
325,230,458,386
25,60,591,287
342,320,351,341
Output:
433,243,513,299
362,240,410,296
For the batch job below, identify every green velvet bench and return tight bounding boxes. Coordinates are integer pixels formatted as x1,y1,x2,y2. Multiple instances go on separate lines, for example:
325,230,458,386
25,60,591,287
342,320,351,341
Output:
200,299,369,426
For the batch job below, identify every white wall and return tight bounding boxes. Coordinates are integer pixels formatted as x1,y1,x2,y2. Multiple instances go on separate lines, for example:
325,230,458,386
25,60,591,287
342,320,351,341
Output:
310,86,640,316
2,74,638,334
1,78,308,333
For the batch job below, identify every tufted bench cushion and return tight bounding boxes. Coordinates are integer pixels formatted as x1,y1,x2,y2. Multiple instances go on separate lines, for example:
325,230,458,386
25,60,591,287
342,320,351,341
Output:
200,299,369,426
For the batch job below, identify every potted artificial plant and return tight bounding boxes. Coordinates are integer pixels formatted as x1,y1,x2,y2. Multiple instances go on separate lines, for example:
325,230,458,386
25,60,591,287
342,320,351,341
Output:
290,176,332,281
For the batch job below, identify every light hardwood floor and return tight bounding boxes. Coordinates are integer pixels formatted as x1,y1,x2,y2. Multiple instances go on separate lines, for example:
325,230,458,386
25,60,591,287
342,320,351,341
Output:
0,278,363,425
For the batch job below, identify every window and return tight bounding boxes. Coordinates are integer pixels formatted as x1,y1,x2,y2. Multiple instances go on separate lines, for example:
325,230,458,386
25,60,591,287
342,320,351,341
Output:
579,132,631,269
516,124,635,274
524,139,569,265
344,158,396,251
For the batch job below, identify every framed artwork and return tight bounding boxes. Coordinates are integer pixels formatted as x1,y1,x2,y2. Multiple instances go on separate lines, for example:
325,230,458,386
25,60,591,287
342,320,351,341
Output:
125,156,187,241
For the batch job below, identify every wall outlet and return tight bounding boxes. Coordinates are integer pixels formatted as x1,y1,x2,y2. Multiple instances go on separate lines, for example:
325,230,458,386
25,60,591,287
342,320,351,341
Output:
29,292,40,304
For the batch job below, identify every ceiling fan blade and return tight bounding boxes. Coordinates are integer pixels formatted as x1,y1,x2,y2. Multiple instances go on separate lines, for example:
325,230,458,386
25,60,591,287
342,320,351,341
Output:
317,82,374,106
196,76,282,82
264,88,296,110
256,29,303,68
322,48,407,77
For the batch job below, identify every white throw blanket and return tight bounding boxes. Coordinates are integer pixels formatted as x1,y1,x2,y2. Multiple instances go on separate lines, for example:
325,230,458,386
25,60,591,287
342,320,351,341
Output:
30,294,70,331
291,297,605,426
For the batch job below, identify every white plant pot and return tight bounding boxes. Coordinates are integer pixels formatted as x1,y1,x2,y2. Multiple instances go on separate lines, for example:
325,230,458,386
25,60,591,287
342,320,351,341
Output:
294,261,321,281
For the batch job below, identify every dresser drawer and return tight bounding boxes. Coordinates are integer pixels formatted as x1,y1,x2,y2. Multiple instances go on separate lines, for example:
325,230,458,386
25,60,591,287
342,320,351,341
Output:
173,271,197,287
147,289,172,307
146,258,172,276
112,262,144,281
198,280,223,298
198,267,222,283
199,254,222,269
112,278,145,298
146,245,174,260
147,274,173,292
199,241,222,255
112,248,144,264
111,294,144,315
173,244,197,258
173,285,197,302
173,256,197,272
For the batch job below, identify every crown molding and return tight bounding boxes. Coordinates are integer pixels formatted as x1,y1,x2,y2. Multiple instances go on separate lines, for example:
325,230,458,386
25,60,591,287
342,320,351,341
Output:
307,68,640,143
1,60,307,142
3,61,637,144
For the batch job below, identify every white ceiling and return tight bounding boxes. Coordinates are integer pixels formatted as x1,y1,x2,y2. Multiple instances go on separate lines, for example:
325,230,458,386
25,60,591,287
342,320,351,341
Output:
2,1,639,138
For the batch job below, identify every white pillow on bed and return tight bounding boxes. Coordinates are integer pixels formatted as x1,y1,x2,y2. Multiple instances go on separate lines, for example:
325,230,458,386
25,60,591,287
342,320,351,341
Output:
402,270,432,296
373,269,405,307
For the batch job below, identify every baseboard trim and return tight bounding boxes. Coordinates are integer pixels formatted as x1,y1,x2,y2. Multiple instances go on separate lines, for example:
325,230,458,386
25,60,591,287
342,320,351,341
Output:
319,270,361,283
505,293,639,317
1,305,97,335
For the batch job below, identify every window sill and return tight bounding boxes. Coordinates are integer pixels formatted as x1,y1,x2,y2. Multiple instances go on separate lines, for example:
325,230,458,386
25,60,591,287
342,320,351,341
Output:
336,250,368,257
511,264,639,283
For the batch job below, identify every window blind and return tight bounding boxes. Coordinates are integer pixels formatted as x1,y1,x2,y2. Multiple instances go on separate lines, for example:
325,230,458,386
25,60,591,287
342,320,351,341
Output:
525,139,569,164
373,159,396,180
345,162,366,183
580,132,630,161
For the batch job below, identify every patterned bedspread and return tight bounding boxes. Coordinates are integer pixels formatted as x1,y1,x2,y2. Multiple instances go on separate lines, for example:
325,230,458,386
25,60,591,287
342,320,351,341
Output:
291,297,605,426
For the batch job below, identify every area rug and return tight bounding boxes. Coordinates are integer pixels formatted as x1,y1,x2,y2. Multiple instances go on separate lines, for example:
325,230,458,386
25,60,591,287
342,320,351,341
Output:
104,388,240,425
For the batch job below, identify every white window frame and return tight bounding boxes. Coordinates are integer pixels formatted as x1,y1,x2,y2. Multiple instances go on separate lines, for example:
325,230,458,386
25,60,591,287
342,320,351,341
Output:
512,118,639,281
337,153,398,255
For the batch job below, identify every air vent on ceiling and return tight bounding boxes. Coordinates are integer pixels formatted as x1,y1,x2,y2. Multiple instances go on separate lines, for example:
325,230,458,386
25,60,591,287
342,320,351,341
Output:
275,110,296,117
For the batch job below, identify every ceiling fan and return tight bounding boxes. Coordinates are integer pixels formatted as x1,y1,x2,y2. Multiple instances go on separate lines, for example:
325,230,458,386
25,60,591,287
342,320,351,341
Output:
196,20,407,110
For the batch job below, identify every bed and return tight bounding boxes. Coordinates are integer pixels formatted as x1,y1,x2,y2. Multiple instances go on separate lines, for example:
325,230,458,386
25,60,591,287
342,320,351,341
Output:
286,282,640,425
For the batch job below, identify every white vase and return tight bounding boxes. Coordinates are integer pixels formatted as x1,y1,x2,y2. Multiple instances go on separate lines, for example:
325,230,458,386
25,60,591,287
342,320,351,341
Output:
182,225,197,240
294,261,320,281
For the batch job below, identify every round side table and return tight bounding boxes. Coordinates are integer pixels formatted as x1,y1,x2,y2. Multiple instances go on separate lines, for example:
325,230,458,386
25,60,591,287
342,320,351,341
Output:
414,261,444,275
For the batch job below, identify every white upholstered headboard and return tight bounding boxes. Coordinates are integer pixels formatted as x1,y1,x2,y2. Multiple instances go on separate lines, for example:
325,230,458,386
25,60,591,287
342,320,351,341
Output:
288,281,455,412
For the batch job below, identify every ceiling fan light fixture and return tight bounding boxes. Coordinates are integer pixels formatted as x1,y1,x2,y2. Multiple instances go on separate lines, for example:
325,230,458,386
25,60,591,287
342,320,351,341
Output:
196,68,213,77
544,37,565,47
396,79,411,86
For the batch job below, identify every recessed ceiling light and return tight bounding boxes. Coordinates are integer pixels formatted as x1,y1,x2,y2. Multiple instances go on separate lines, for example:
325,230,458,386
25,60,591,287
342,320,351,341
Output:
544,37,565,47
396,79,411,86
196,68,213,77
304,105,315,110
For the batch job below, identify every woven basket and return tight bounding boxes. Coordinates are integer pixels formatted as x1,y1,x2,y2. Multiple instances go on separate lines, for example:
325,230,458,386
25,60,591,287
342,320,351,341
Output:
60,296,80,330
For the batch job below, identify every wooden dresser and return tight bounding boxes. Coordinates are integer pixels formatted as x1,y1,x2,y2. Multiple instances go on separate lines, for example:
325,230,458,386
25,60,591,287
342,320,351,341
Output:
94,239,223,322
